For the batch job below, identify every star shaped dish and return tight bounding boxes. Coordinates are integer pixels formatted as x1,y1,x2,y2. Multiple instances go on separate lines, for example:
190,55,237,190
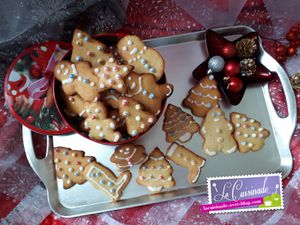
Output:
193,30,276,105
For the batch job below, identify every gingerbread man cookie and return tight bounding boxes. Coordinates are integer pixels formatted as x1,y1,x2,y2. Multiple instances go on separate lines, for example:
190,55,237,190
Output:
101,89,122,109
183,75,221,117
54,147,95,189
119,97,156,137
166,143,205,184
110,143,148,171
136,147,175,193
54,61,99,102
71,29,110,67
93,57,133,93
230,112,270,153
84,161,132,201
61,92,107,119
117,35,165,81
200,108,237,156
163,104,199,143
84,118,121,142
125,72,173,115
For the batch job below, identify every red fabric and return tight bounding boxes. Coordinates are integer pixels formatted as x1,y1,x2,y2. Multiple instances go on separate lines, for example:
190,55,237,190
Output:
1,1,300,224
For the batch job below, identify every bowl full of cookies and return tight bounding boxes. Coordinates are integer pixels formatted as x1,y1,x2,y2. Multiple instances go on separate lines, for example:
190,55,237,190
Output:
53,29,174,145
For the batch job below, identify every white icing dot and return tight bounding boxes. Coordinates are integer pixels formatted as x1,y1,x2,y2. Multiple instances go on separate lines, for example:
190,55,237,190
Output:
96,125,101,130
100,83,105,88
259,133,264,138
140,50,145,54
109,58,114,63
236,131,241,136
118,83,123,88
122,46,128,51
251,126,256,130
135,104,141,110
56,69,61,74
241,141,247,146
112,66,118,72
251,133,257,138
208,75,214,80
235,123,241,128
90,82,95,87
258,127,263,132
97,46,103,51
248,142,254,148
99,133,105,138
148,117,154,123
127,40,133,45
108,79,115,85
78,76,83,81
143,46,147,50
123,67,129,72
130,47,138,55
110,122,116,129
242,117,247,122
128,59,133,63
135,115,141,121
132,57,137,62
140,123,145,129
235,114,240,119
77,32,82,38
115,74,121,80
94,68,100,73
243,133,249,138
250,119,255,123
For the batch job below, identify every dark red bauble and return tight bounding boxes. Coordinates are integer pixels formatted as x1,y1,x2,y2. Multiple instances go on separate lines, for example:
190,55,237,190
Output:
287,46,297,56
29,64,42,79
221,43,236,59
276,55,287,63
290,26,300,34
226,77,243,93
290,40,300,48
225,60,240,77
275,45,286,56
286,31,298,42
25,115,35,124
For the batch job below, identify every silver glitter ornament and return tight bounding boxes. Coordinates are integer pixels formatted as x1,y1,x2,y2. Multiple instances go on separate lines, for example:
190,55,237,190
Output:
208,56,225,74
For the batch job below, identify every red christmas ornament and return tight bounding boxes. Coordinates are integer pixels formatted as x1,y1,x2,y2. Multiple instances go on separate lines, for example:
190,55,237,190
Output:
275,45,286,56
286,31,298,42
29,64,42,79
193,30,276,105
227,77,243,93
290,26,300,34
25,115,35,124
221,43,236,59
225,60,240,77
287,46,297,56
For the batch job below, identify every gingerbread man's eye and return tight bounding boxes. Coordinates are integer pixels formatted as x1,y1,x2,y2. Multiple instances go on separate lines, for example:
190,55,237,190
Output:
216,111,222,116
210,112,215,117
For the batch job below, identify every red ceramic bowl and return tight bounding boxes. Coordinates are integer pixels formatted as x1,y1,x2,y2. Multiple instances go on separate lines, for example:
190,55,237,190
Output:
53,33,169,145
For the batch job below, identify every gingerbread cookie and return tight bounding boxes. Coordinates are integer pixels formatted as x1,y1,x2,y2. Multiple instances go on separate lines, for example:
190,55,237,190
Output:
110,143,148,171
117,35,164,81
125,72,173,115
61,92,107,119
101,89,122,109
136,147,175,193
166,143,205,184
200,108,237,156
183,75,221,117
108,110,126,132
54,147,95,189
84,118,121,142
230,112,270,153
54,61,99,102
163,104,199,143
84,161,131,201
93,57,133,94
71,29,110,67
119,97,156,137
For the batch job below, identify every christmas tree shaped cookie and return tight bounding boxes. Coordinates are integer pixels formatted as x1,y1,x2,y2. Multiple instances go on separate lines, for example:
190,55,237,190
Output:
230,112,270,153
183,75,221,117
136,147,175,193
54,147,95,189
119,97,156,137
200,108,237,156
163,104,199,143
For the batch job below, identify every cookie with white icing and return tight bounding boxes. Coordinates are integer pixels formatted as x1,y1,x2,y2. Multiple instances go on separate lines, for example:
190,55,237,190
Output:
119,97,156,137
110,143,147,171
200,108,237,156
163,104,199,143
183,75,221,117
117,35,165,81
61,92,107,120
125,72,173,115
230,112,270,153
136,147,175,193
166,142,205,184
54,61,99,102
93,57,133,94
83,161,131,201
71,29,110,67
84,117,122,142
101,89,122,109
54,147,95,189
